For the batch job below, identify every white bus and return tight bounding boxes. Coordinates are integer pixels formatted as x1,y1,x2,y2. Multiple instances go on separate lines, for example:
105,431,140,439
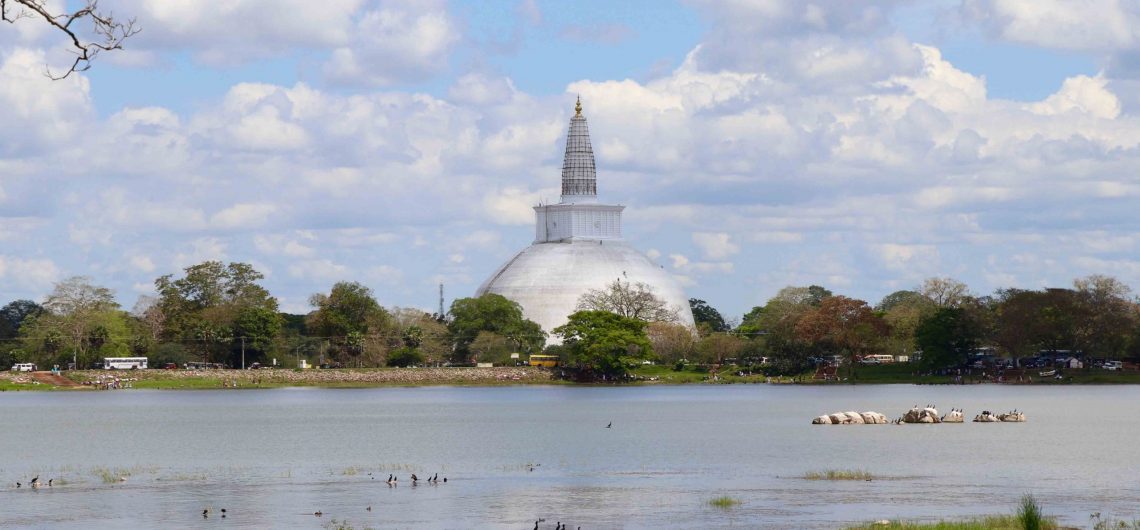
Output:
103,357,148,370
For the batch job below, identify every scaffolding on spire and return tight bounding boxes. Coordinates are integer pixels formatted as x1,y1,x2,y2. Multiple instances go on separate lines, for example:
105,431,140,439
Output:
561,97,597,201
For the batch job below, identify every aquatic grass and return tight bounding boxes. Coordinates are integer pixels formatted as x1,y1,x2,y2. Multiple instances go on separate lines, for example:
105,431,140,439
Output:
341,466,360,476
804,469,875,481
846,515,1038,529
1018,494,1043,530
159,472,207,482
375,463,421,472
90,465,156,484
847,496,1060,529
323,518,374,530
707,496,741,509
92,466,128,484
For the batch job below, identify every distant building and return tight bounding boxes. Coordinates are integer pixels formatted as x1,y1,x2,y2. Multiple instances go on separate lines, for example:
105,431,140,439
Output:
477,99,695,340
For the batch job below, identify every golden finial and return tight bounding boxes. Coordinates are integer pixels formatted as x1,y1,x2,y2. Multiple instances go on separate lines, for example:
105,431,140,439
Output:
575,95,582,117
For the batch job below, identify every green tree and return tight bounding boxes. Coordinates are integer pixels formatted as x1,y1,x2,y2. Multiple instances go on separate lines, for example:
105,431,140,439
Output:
994,288,1049,361
695,333,745,365
468,331,514,365
448,294,544,361
878,290,935,359
155,261,279,340
233,305,284,366
306,281,389,337
915,307,981,370
1073,274,1135,360
736,286,826,369
35,276,124,367
554,310,652,380
1,300,43,339
386,347,424,367
689,298,728,334
154,261,281,365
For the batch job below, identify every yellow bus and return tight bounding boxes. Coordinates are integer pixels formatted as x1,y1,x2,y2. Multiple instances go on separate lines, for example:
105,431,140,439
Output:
528,354,560,367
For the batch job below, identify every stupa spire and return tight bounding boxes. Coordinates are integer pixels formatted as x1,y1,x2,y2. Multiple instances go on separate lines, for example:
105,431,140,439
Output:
560,97,596,202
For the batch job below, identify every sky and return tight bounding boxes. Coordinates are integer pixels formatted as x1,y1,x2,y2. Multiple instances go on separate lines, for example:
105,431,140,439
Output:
1,0,1139,324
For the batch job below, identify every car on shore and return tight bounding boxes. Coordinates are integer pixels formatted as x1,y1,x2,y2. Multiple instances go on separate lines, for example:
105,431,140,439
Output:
10,363,36,372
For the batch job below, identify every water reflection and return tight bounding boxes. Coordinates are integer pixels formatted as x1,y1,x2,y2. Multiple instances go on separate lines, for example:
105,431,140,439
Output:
2,384,1139,528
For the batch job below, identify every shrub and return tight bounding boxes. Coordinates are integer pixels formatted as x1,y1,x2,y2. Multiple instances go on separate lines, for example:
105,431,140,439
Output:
386,347,423,367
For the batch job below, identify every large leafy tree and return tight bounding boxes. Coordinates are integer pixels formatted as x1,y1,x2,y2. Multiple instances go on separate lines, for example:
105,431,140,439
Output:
695,333,745,365
554,310,652,380
915,307,982,370
994,288,1052,361
736,285,830,368
795,295,888,378
448,294,544,361
1073,275,1136,360
307,282,389,337
154,261,280,365
689,298,728,334
307,281,390,365
877,290,936,358
1,300,43,339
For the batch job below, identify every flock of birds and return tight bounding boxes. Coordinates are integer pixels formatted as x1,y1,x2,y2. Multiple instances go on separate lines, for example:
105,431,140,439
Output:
13,476,51,489
17,421,618,526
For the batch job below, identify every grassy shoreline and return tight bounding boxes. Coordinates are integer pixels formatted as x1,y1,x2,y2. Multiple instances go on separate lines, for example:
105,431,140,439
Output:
3,363,1140,391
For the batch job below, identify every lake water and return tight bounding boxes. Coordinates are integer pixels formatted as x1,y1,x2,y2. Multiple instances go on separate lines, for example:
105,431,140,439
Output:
2,384,1138,529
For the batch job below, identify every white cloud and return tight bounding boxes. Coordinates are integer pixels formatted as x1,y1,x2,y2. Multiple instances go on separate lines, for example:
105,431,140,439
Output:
323,0,458,86
288,259,350,282
960,0,1140,52
211,203,278,230
367,265,404,285
693,232,740,260
174,238,227,269
129,255,157,273
1029,74,1121,119
0,48,92,156
0,255,60,290
875,244,940,275
113,0,363,64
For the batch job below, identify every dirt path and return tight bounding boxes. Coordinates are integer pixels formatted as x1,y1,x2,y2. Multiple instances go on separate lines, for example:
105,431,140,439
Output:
31,371,80,387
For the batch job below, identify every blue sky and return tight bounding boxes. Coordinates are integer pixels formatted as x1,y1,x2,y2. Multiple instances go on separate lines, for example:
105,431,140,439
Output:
2,0,1140,325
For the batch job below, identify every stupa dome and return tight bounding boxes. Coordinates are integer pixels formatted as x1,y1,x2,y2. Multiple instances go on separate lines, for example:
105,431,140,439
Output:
476,99,695,338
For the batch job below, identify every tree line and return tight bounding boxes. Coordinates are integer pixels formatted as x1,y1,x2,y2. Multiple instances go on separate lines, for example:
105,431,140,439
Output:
3,263,1138,381
0,261,540,371
657,275,1140,379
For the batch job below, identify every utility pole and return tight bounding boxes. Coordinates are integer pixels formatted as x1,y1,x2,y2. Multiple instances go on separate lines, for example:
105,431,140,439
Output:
439,283,445,319
240,336,246,370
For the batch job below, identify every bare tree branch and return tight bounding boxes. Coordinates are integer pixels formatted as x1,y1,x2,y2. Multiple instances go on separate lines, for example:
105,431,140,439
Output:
1,0,139,79
576,278,680,323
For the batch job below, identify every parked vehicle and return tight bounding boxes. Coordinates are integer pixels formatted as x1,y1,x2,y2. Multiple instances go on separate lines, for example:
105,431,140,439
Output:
1104,361,1123,371
10,363,36,372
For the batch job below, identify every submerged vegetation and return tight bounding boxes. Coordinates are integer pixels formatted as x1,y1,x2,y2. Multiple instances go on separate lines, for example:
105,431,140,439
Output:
804,469,875,481
707,496,741,509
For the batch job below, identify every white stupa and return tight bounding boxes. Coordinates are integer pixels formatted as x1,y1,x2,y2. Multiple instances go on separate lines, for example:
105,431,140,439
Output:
477,98,695,338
